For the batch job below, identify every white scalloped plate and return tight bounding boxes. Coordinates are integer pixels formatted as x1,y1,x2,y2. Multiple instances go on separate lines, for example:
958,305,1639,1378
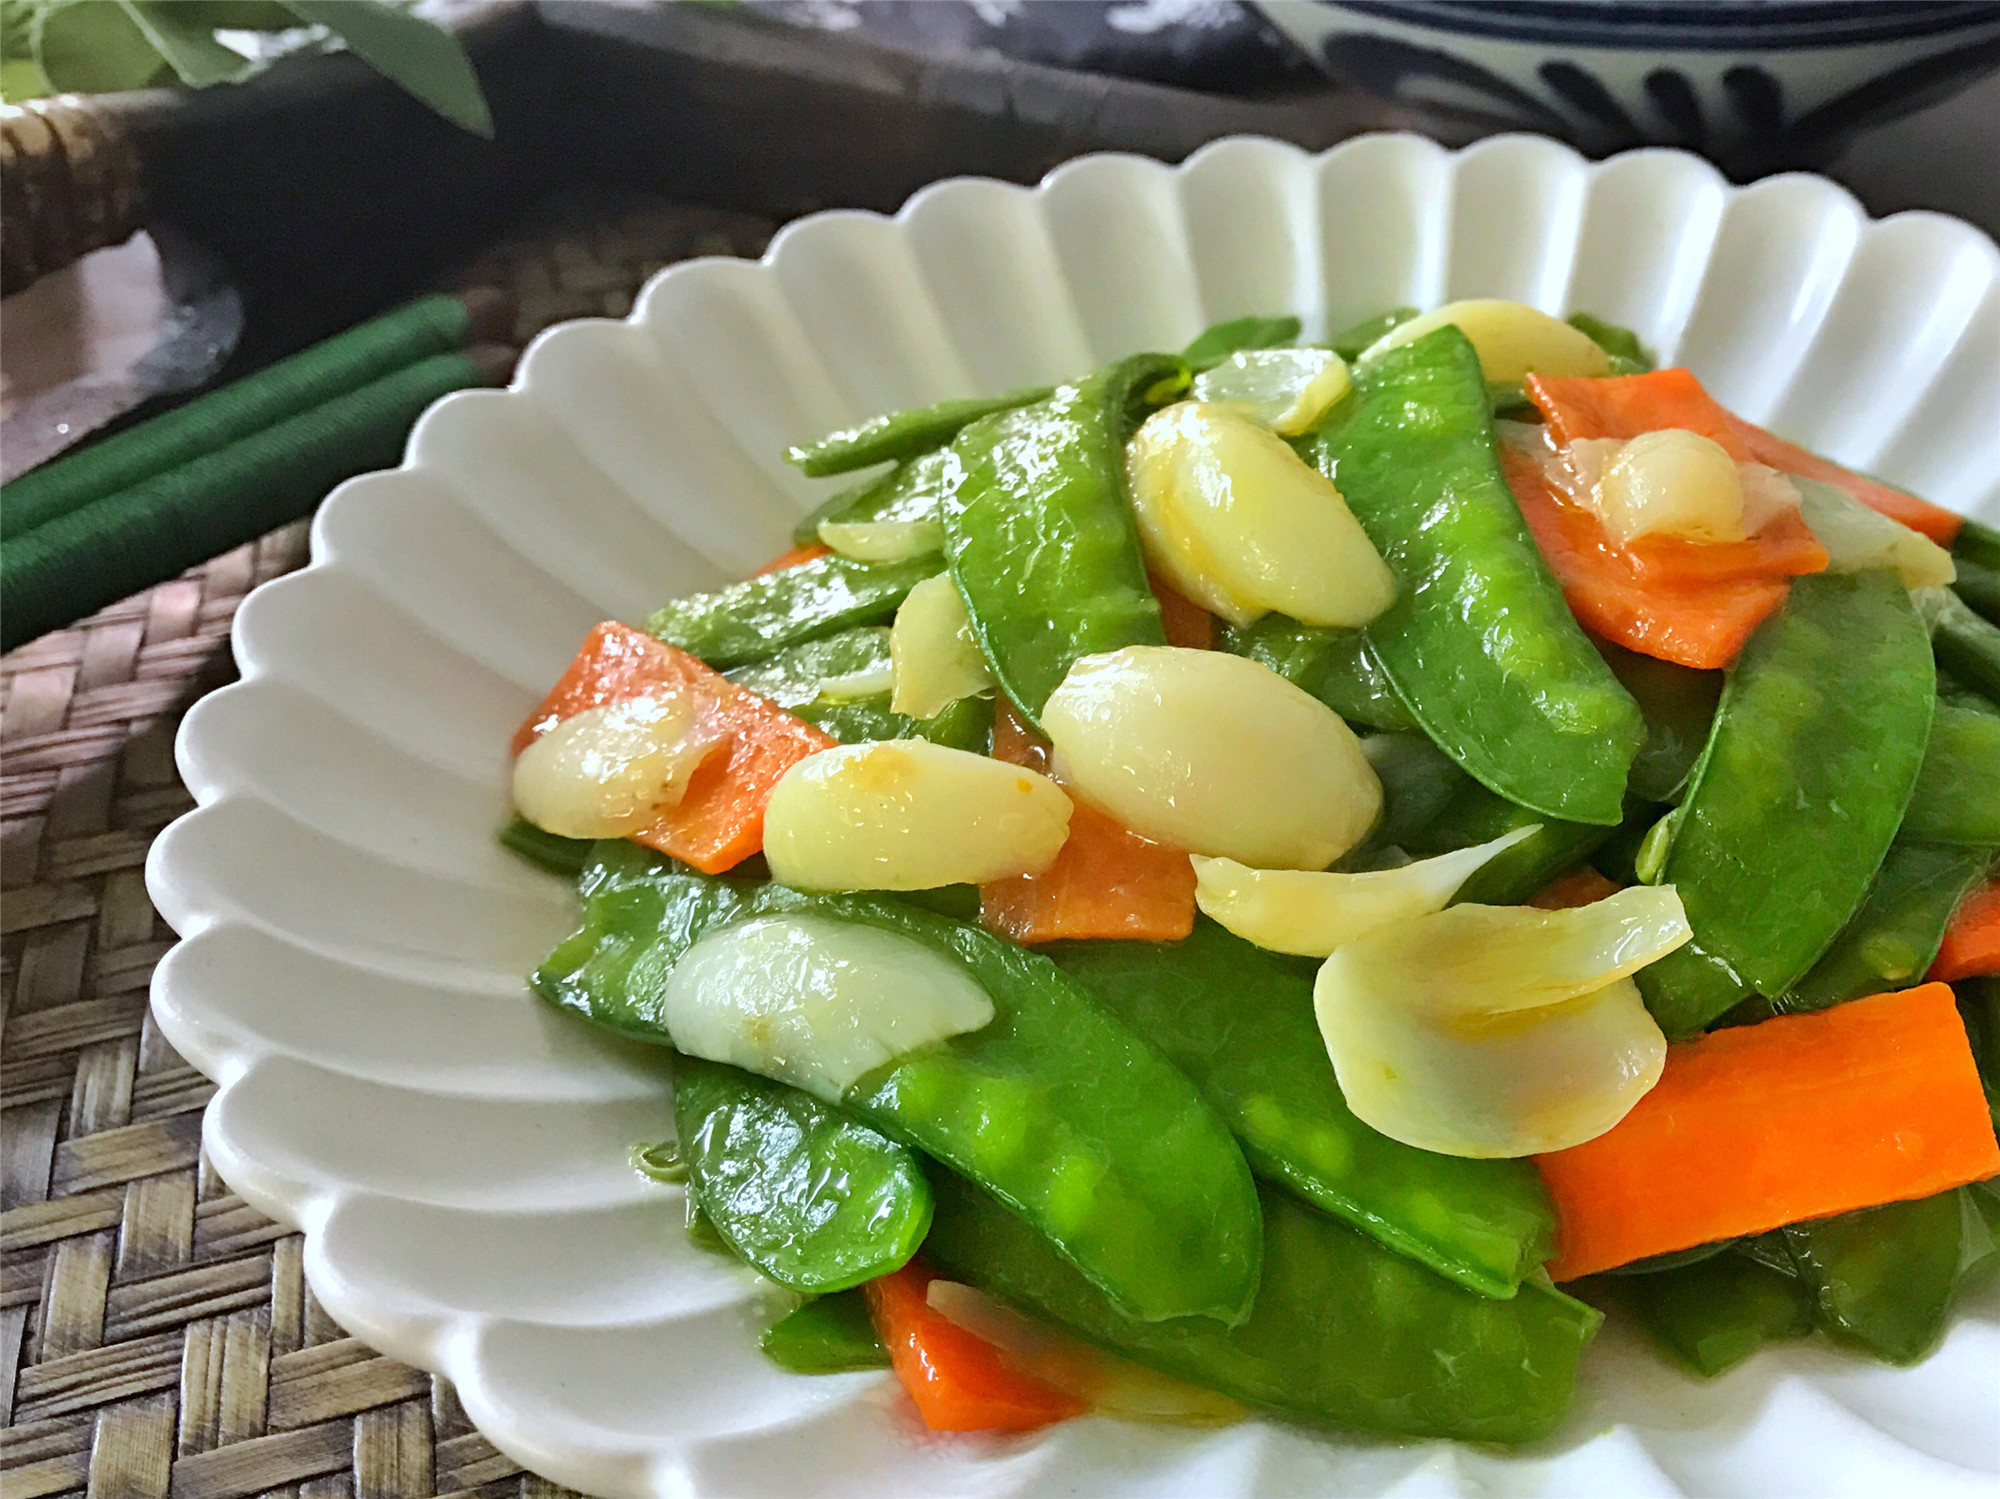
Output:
147,134,2000,1499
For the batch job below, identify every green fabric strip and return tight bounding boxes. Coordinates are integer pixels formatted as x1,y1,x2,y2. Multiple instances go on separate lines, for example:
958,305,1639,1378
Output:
2,351,493,652
2,292,473,540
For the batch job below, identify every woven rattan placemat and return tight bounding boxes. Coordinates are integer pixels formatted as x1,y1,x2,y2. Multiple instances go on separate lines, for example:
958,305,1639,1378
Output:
0,195,772,1499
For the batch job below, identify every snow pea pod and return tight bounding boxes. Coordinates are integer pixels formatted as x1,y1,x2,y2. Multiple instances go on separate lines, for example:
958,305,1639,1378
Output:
647,552,939,670
1218,616,1417,732
726,627,989,752
1598,640,1722,803
1783,1187,1997,1364
1328,307,1417,361
1048,919,1556,1298
940,353,1186,725
1396,770,1621,906
760,1289,889,1373
498,817,593,877
1566,313,1655,374
675,1056,931,1293
1182,313,1301,370
1929,587,2000,705
1902,701,2000,845
1779,842,1990,1014
787,387,1052,477
1950,556,2000,626
1638,571,1936,1037
1616,1250,1813,1377
535,842,1262,1324
789,449,954,548
923,1171,1600,1444
1309,326,1643,825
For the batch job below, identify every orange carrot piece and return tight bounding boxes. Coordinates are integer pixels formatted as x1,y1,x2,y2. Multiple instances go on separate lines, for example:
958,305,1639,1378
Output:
512,622,833,874
866,1263,1087,1433
750,542,831,576
1527,369,1960,545
1150,575,1215,650
1502,445,1822,670
1929,880,2000,981
1528,865,1622,910
1535,983,2000,1280
979,702,1196,945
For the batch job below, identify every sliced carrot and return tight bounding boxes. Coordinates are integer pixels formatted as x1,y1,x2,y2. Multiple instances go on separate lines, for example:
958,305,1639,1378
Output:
979,701,1196,944
512,622,833,874
1150,575,1215,651
1930,880,2000,981
1502,445,1823,669
865,1263,1087,1433
1528,865,1622,910
1535,982,2000,1280
1527,369,1960,545
750,542,831,576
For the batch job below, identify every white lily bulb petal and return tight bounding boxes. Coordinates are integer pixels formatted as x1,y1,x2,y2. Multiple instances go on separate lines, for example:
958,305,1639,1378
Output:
664,914,994,1103
890,573,994,719
925,1280,1244,1425
763,739,1070,891
1360,299,1611,382
1798,476,1956,589
1313,890,1686,1157
1126,403,1396,629
1191,825,1537,958
813,663,897,702
1317,971,1668,1158
511,694,724,840
1043,646,1380,870
817,517,945,563
1189,347,1351,435
1596,428,1749,545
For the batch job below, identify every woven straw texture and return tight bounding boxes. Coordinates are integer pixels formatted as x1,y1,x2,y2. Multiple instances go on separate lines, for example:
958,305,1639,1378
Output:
0,195,772,1499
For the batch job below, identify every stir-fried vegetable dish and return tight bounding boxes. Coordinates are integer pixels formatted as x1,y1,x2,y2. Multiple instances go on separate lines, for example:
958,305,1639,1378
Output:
507,302,2000,1443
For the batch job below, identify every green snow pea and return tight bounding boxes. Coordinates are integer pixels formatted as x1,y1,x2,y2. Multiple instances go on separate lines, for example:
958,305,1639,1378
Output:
1218,615,1417,732
786,387,1052,477
1637,571,1936,1037
726,627,990,752
1328,307,1418,361
1616,1251,1813,1377
647,552,938,670
1566,313,1656,374
1182,313,1301,370
673,1056,931,1294
1309,325,1643,825
535,842,1262,1324
760,1290,889,1373
1903,701,2000,845
940,353,1186,725
1598,640,1723,803
1048,919,1556,1298
1395,768,1623,905
924,1171,1600,1444
1929,586,2000,705
498,816,593,878
1778,842,1990,1014
1953,515,2000,570
1360,733,1468,853
1950,556,2000,627
789,448,954,547
1783,1187,1998,1364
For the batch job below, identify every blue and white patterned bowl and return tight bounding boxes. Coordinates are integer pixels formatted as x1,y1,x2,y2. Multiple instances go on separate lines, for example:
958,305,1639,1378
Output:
1256,1,2000,173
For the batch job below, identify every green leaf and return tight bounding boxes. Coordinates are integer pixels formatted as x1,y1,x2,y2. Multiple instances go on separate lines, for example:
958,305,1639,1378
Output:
123,0,255,87
32,0,171,94
278,0,491,137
